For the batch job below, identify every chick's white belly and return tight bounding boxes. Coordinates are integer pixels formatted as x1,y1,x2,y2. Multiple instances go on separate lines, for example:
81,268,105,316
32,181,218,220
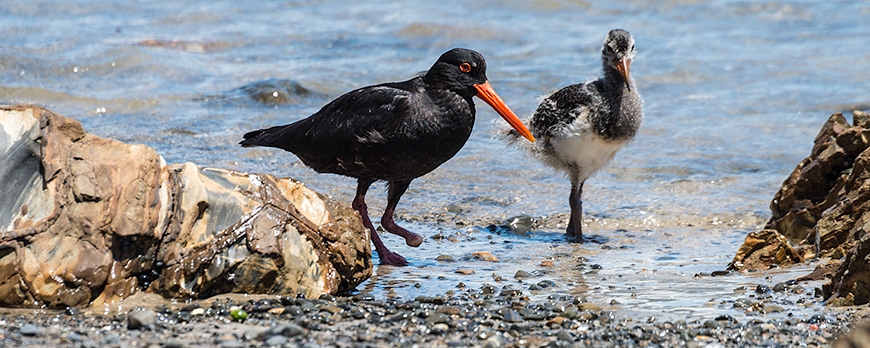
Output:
550,131,626,183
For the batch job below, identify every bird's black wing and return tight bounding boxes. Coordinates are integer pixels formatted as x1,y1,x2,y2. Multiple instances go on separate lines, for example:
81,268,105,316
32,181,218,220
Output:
530,82,601,137
240,78,422,173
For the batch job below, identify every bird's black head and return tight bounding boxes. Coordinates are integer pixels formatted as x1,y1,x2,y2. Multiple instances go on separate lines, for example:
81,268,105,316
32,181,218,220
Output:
423,48,488,98
602,29,636,90
422,48,536,142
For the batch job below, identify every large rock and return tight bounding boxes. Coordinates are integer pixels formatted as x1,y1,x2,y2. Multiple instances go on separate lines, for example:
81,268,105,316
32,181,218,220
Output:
729,110,870,305
0,104,371,308
728,229,804,271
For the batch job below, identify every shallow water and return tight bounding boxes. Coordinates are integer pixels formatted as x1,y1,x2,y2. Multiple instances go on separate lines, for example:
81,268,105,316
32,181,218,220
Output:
2,0,869,321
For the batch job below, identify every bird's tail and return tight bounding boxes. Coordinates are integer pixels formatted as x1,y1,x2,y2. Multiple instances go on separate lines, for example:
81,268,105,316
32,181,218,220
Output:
239,124,295,150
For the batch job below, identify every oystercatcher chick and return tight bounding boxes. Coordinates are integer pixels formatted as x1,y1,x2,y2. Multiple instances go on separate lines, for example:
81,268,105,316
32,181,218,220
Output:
241,48,535,265
510,29,642,241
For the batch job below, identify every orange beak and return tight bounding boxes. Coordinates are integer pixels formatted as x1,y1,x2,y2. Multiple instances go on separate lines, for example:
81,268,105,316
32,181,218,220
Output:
473,81,535,142
615,58,632,92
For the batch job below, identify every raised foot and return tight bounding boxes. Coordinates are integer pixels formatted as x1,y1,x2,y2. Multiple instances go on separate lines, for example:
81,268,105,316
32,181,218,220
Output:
377,250,409,266
381,216,424,248
404,232,424,247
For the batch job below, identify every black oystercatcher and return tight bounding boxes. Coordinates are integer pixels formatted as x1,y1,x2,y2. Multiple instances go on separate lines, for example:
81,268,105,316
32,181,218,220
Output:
241,48,535,265
508,29,643,241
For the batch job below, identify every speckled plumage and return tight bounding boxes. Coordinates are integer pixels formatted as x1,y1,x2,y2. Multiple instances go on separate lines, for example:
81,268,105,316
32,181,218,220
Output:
522,29,643,240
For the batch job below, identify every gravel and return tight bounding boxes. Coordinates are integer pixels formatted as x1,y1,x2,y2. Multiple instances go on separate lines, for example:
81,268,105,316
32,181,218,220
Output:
0,286,864,348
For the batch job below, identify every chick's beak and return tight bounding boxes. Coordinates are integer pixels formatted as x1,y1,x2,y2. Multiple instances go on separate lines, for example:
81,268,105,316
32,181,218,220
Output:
615,58,632,91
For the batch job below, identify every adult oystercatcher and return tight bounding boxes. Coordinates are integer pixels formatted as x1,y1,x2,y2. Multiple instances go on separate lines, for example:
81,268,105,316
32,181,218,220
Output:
241,48,535,265
510,29,643,241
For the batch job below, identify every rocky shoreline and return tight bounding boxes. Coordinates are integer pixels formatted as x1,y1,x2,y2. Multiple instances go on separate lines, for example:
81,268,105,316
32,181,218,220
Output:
5,106,870,347
1,285,864,348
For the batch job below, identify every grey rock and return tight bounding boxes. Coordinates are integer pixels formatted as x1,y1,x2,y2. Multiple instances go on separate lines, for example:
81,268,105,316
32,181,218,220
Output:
19,324,43,336
503,310,523,323
430,323,449,335
556,329,573,341
426,312,450,324
128,309,157,330
164,339,189,348
264,335,288,346
514,270,531,278
482,334,505,348
218,340,246,348
260,323,305,339
65,332,84,342
102,334,121,345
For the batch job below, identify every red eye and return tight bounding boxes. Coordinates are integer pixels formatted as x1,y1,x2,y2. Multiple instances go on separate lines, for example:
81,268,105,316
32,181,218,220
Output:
459,62,472,73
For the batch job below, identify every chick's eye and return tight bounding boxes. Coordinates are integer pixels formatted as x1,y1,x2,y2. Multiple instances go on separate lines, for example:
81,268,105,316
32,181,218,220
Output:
459,62,472,73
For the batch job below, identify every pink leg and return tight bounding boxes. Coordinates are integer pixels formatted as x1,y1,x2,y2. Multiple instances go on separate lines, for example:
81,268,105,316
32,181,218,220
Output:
353,179,408,266
381,180,423,247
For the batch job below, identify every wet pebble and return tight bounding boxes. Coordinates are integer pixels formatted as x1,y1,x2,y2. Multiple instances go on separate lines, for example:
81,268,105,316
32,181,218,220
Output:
102,334,121,346
127,309,157,330
430,323,449,334
263,335,287,346
66,332,85,342
260,323,305,338
218,340,245,348
437,306,460,315
537,280,556,288
519,308,545,320
578,303,601,311
715,314,736,322
733,298,754,309
471,251,498,262
503,215,536,234
763,305,785,313
164,339,189,348
503,310,523,323
482,334,506,348
703,320,722,329
19,324,43,336
426,312,451,324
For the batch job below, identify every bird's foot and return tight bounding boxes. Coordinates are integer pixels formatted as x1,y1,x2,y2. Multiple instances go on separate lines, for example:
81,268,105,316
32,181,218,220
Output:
404,233,423,247
566,231,609,244
566,234,584,243
377,250,409,266
566,222,583,243
381,217,424,247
